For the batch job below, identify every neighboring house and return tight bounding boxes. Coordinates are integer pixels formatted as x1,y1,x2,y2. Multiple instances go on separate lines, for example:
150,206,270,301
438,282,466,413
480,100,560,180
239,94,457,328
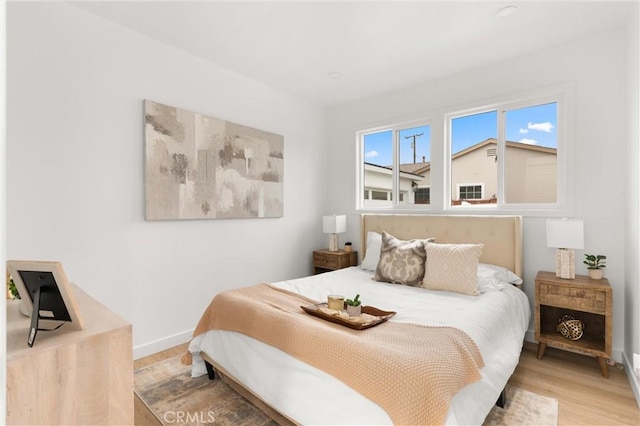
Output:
363,138,557,206
363,162,426,206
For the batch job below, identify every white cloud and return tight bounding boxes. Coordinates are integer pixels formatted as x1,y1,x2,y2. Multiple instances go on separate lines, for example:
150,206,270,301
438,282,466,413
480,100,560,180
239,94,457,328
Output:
519,128,528,134
527,121,554,132
520,138,538,145
365,150,379,158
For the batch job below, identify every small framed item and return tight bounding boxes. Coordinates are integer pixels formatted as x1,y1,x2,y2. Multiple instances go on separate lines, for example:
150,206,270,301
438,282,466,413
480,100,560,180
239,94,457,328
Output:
6,260,84,347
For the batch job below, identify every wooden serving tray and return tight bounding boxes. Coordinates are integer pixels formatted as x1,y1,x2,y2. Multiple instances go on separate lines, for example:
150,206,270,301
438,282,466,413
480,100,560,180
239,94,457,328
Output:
300,303,396,330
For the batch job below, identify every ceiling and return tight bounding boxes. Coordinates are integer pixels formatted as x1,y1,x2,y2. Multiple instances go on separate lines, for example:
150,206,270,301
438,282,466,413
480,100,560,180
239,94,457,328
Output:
71,1,636,106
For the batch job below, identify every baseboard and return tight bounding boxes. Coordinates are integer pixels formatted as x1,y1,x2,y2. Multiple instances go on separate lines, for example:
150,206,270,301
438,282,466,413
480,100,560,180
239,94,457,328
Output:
623,351,640,408
133,328,194,360
525,329,535,344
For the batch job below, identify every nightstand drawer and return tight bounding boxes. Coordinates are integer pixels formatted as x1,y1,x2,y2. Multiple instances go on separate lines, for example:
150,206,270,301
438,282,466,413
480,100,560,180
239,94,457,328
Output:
312,250,358,274
539,283,606,312
314,252,341,269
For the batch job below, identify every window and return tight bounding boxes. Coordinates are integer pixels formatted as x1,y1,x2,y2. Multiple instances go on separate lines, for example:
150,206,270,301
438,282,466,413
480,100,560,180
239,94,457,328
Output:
415,187,430,204
357,87,569,215
447,98,560,209
371,190,388,201
450,111,496,205
361,123,431,208
504,103,558,204
459,184,483,200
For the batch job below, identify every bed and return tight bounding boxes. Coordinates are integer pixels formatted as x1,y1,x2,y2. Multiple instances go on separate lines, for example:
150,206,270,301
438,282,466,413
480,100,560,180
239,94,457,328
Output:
188,214,531,425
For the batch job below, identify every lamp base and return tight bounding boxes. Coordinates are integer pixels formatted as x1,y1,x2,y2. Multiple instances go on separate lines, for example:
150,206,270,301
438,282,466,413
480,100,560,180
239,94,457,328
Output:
555,248,575,279
328,234,339,252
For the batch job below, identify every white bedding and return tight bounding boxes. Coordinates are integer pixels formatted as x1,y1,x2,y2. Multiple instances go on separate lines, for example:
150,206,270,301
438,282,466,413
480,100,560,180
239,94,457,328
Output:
189,266,531,425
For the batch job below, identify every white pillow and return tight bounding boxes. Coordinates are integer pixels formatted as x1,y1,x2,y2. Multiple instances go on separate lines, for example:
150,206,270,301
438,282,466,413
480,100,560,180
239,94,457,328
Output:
477,263,523,293
359,231,382,271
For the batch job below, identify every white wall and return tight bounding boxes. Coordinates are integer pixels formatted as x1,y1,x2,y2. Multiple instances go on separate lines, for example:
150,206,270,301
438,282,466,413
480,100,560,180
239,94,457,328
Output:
7,2,328,357
624,4,640,405
0,0,7,421
327,28,632,362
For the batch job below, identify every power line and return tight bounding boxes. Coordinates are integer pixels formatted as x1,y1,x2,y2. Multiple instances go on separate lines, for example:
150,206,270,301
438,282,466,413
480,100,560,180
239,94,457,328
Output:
404,133,423,163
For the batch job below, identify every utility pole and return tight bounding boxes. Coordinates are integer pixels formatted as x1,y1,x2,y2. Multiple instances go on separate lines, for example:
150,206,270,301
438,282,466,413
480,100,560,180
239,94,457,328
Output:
404,133,423,163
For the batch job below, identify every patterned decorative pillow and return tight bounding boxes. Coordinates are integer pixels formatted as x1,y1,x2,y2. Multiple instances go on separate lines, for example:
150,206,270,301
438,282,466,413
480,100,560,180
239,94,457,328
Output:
374,232,433,287
423,242,484,295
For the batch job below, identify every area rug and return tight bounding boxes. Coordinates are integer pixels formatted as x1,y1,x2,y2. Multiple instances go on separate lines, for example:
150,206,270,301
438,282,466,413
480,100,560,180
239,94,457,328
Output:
484,384,558,426
135,355,558,426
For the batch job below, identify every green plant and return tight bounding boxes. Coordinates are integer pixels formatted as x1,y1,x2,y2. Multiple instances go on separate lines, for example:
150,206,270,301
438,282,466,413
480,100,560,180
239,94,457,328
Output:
7,275,20,300
345,294,361,307
583,254,606,270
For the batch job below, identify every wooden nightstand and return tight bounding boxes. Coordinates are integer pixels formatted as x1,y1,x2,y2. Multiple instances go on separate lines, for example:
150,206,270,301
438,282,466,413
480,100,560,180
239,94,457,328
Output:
313,250,358,274
535,270,612,378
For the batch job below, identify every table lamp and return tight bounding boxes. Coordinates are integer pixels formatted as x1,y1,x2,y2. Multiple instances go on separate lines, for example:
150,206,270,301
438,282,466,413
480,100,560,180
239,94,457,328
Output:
546,218,584,279
323,215,347,252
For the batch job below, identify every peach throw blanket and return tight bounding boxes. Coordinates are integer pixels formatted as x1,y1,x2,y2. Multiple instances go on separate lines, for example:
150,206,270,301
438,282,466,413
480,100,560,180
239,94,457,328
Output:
193,284,484,425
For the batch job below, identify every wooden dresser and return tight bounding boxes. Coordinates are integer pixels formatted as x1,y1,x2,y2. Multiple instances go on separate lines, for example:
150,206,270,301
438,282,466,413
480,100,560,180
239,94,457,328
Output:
6,284,133,425
534,270,612,377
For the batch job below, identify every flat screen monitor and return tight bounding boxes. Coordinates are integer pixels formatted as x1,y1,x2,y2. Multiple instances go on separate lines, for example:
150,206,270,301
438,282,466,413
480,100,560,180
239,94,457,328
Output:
7,260,84,347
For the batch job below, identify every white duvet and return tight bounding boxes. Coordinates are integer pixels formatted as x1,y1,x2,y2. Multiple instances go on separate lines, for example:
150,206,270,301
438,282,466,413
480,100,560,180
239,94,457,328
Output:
189,266,531,425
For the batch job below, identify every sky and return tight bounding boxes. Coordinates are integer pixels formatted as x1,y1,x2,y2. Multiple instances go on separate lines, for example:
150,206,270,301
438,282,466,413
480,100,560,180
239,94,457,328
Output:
364,102,557,166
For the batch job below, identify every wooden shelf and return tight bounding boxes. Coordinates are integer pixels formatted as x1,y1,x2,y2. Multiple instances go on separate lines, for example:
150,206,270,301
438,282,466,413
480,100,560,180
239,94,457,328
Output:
538,331,607,357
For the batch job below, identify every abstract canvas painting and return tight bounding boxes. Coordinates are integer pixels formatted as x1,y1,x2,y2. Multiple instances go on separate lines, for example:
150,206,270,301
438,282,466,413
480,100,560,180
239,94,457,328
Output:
144,100,284,220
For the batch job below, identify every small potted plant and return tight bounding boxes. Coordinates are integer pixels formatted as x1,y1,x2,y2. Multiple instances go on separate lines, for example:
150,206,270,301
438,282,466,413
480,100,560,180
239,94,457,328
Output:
583,254,606,280
344,241,352,253
6,271,30,317
345,294,361,317
6,271,19,300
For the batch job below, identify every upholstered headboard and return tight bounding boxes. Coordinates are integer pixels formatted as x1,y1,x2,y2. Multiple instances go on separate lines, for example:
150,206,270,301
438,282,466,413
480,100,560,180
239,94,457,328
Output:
361,214,523,277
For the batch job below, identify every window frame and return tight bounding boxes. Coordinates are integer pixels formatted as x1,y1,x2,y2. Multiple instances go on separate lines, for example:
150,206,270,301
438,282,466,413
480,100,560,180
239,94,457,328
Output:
444,91,569,214
357,119,433,211
356,84,574,217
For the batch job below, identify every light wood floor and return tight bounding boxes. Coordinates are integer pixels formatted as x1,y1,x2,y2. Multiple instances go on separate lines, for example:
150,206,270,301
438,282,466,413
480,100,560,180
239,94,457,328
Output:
134,342,640,425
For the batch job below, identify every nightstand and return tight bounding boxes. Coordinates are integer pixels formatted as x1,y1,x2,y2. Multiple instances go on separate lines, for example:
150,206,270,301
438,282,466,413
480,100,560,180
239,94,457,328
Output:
535,270,612,378
313,250,358,274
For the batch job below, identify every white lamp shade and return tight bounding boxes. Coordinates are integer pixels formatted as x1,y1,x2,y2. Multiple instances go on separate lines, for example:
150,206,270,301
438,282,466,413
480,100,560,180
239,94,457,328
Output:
322,215,347,234
546,218,584,249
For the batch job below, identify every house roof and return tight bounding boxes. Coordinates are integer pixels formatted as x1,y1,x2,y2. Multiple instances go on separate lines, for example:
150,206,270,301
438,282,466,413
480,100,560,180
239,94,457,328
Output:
388,138,557,176
452,138,557,160
364,162,424,179
399,161,430,174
